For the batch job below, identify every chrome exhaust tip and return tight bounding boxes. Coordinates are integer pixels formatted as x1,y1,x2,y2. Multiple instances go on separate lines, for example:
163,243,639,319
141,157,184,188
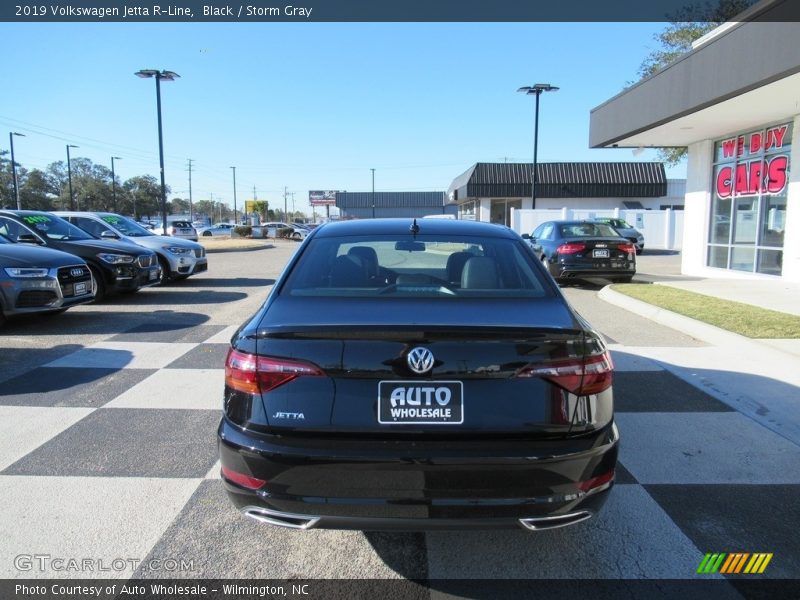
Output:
519,511,592,531
242,506,321,530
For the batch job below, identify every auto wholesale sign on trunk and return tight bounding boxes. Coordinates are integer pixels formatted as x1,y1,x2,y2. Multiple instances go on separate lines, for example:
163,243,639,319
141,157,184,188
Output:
714,123,791,199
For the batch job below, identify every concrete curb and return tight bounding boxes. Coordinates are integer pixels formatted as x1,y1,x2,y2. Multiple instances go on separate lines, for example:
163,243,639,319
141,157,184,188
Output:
597,285,795,362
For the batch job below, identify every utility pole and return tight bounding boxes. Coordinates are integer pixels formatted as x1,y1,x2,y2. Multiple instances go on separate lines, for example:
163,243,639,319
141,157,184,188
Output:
283,186,288,223
290,192,295,221
371,168,375,219
187,159,194,222
230,166,237,225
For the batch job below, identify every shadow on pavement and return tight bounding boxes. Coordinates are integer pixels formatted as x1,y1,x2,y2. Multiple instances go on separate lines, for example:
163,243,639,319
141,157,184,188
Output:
170,277,276,288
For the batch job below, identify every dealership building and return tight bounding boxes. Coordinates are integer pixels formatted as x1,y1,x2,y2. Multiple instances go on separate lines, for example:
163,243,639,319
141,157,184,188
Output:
590,0,799,281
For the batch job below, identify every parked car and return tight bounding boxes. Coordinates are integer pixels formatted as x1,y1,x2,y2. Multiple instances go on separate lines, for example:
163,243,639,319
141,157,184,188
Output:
0,210,161,302
197,223,235,237
151,220,198,241
261,222,309,240
56,211,208,283
0,234,94,326
524,220,637,284
592,218,645,255
219,218,618,531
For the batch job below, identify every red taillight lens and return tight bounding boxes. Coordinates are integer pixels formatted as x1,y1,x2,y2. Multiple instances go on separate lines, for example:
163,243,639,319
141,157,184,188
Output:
225,349,323,394
169,227,177,235
516,352,613,395
618,243,636,255
221,465,266,490
577,469,615,492
556,243,586,255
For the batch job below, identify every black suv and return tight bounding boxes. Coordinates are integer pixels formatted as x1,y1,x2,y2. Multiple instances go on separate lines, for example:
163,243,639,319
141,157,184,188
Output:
0,210,161,301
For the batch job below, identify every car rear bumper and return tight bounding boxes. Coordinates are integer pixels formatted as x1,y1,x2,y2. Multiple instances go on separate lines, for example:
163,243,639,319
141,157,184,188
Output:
218,417,619,530
553,265,636,280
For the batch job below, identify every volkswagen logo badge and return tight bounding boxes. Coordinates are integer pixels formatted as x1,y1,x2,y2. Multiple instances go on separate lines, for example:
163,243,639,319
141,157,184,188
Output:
407,347,434,375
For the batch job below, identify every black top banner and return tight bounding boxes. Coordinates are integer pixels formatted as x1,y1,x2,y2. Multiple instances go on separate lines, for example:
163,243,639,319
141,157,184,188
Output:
3,0,798,23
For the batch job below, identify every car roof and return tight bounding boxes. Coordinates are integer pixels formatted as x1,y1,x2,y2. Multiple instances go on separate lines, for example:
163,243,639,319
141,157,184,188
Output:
314,218,518,239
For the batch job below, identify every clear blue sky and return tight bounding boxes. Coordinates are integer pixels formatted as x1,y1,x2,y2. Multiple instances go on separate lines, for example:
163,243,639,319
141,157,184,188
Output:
1,22,680,215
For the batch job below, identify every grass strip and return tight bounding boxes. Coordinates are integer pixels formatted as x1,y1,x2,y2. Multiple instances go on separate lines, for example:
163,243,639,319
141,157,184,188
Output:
611,283,800,339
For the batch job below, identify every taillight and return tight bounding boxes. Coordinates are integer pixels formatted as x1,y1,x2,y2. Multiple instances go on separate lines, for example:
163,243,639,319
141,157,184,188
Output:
516,352,613,395
556,243,586,255
221,465,266,490
577,469,615,492
225,348,323,394
169,227,177,235
618,243,636,255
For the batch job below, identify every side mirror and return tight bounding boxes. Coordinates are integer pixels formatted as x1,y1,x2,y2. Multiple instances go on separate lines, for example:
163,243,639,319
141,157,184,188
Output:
100,230,119,239
521,233,531,239
18,233,44,245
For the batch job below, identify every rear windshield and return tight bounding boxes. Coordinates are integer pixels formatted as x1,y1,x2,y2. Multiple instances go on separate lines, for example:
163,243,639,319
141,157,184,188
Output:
559,223,620,238
281,234,551,298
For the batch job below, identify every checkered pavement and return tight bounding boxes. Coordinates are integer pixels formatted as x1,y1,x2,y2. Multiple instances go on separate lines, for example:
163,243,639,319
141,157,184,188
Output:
1,321,798,584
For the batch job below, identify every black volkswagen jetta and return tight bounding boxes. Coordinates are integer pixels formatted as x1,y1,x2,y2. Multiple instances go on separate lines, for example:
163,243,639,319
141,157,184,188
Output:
219,219,618,531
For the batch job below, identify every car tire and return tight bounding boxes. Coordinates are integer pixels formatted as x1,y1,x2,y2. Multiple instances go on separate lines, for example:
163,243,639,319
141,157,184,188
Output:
636,248,643,256
616,276,634,283
292,232,302,240
203,231,212,236
89,266,106,303
158,257,172,285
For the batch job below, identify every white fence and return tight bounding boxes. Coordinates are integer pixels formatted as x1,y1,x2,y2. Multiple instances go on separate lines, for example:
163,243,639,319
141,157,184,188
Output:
510,207,684,250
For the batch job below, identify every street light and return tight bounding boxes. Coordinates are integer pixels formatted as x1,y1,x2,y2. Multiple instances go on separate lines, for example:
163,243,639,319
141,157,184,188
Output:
111,156,122,212
66,144,79,211
9,132,25,209
230,166,237,225
135,68,180,234
517,83,559,208
371,168,375,218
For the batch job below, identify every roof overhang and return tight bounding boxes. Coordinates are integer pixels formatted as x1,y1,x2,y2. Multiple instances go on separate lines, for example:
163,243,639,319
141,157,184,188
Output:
589,0,800,149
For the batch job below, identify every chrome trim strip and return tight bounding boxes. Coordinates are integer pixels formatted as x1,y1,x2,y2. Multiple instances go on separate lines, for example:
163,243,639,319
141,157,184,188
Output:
241,506,321,530
518,511,593,531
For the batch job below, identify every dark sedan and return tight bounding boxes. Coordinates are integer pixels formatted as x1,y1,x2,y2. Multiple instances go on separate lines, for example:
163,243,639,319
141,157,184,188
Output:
0,210,161,301
219,218,618,531
524,220,636,284
0,234,94,325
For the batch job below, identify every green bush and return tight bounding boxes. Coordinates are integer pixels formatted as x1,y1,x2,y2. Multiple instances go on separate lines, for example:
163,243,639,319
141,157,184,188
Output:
233,225,252,238
277,227,293,239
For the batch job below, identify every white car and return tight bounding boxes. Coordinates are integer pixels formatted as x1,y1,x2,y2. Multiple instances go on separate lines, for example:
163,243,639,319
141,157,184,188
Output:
197,223,236,237
261,222,309,240
151,220,199,242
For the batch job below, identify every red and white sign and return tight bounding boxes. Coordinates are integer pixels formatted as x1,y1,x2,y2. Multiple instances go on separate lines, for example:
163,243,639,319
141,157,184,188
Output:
715,124,790,199
309,190,337,206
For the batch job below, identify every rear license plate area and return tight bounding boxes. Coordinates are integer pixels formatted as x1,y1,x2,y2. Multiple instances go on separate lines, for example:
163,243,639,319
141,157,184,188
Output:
593,249,610,258
378,381,463,425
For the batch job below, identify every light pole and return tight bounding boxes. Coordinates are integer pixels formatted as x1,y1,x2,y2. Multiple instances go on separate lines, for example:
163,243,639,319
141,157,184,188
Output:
371,168,375,218
135,69,180,235
9,132,24,209
66,144,79,211
187,159,194,222
517,83,558,208
111,156,122,212
230,166,237,225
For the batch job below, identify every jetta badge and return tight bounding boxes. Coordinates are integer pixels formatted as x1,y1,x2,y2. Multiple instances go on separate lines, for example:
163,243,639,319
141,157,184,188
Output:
407,347,434,374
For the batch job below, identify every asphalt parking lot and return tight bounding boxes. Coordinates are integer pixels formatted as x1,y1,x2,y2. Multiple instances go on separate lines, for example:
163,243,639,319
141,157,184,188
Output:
1,244,798,596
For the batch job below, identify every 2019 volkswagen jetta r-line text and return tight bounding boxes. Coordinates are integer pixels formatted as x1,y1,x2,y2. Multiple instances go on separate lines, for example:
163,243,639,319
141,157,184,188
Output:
218,219,619,531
